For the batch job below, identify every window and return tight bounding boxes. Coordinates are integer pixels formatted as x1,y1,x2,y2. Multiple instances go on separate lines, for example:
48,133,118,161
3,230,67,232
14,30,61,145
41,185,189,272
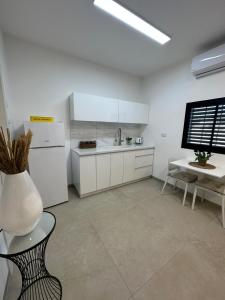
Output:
182,97,225,154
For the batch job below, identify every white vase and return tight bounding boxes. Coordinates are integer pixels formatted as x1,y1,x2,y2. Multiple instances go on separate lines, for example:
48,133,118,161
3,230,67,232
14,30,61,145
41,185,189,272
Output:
0,171,43,236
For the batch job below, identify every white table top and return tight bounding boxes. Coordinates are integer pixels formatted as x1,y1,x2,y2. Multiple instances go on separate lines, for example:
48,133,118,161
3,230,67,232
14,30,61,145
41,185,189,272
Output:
170,158,225,179
0,212,55,256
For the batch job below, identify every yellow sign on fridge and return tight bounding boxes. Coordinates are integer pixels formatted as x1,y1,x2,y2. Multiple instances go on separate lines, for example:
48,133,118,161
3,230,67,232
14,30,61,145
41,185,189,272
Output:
30,116,54,123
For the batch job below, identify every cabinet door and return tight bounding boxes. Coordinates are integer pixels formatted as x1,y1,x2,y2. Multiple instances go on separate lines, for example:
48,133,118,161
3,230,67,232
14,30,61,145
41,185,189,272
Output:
123,151,136,183
110,152,124,186
118,100,149,124
97,154,110,190
80,156,96,194
70,93,118,122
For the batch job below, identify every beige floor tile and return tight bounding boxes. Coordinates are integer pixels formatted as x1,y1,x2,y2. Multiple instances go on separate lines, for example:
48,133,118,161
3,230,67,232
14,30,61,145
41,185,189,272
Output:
4,178,225,300
87,188,139,232
140,189,217,242
47,222,115,281
192,218,225,270
48,186,91,228
98,205,184,293
4,266,21,300
62,267,131,300
133,241,225,300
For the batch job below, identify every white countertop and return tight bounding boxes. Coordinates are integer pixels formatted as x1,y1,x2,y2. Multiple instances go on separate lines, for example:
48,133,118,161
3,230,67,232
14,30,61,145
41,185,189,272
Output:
72,145,155,156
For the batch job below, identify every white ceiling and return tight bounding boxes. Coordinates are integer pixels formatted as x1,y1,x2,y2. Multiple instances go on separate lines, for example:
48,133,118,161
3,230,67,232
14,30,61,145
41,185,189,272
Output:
1,0,225,77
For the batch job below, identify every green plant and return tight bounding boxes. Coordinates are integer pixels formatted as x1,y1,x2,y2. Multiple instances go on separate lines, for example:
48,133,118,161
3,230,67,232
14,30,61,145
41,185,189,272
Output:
194,150,212,166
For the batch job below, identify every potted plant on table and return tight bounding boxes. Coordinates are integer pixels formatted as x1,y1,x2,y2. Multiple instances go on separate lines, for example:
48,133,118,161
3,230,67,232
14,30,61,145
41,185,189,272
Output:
194,150,212,166
0,127,43,236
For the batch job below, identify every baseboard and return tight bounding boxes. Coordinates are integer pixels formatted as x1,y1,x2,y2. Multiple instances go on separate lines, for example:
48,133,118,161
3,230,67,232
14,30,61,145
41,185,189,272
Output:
73,176,153,198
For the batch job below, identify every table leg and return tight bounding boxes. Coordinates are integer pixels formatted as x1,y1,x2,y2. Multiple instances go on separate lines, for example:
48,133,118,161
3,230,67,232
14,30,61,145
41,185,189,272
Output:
8,237,62,300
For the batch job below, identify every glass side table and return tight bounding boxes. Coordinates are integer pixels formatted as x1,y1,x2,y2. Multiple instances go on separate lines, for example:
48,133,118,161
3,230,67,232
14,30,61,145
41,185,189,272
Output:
0,211,62,300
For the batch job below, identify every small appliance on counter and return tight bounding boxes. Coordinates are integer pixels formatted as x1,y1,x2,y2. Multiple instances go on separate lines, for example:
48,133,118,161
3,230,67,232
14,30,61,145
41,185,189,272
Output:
79,140,96,149
135,137,144,145
126,137,133,145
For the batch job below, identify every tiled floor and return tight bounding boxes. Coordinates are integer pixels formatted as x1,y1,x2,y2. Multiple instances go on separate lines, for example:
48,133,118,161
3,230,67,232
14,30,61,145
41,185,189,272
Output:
5,178,225,300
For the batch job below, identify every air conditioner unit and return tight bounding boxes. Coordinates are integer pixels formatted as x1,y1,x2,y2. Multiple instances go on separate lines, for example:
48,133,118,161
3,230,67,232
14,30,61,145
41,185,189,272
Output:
192,43,225,78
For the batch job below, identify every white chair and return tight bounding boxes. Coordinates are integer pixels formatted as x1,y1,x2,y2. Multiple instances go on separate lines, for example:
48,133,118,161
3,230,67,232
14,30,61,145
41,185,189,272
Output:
161,161,198,206
192,177,225,228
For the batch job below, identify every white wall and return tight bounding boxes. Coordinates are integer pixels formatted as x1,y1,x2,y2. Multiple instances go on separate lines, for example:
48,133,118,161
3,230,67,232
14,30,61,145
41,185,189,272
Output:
0,28,9,300
0,33,12,131
142,60,225,201
4,35,143,184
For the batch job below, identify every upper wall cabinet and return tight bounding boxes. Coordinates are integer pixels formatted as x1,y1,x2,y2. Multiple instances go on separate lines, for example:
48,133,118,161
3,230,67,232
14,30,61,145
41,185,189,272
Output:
70,93,149,124
118,100,149,124
70,93,118,123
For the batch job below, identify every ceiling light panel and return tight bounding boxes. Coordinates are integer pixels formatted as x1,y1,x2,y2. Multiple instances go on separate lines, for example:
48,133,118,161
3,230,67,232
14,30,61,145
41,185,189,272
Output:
94,0,171,45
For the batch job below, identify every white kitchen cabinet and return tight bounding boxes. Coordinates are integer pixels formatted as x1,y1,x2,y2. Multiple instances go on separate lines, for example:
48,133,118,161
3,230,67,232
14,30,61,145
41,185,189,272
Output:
97,154,110,190
135,149,154,156
70,92,150,124
110,152,124,186
123,151,136,182
71,147,154,197
135,166,153,180
134,150,153,179
135,154,154,168
80,156,97,194
118,100,149,124
70,93,118,122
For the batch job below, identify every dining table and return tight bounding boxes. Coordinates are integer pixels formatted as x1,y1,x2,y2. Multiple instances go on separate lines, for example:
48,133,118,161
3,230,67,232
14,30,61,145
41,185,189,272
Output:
170,158,225,179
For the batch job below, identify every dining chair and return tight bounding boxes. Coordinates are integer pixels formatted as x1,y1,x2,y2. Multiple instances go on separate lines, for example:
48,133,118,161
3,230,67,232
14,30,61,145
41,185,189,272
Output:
161,159,198,206
192,177,225,228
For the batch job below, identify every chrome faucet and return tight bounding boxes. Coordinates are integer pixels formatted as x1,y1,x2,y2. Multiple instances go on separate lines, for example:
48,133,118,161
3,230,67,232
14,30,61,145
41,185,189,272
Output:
118,127,122,145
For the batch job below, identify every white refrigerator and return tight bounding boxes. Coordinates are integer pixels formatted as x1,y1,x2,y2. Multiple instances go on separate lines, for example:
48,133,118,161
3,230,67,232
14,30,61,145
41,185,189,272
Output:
24,122,68,208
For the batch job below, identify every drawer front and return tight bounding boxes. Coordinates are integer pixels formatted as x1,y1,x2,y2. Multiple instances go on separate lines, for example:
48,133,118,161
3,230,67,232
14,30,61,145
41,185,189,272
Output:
123,151,135,183
135,149,154,157
135,155,153,168
135,166,153,180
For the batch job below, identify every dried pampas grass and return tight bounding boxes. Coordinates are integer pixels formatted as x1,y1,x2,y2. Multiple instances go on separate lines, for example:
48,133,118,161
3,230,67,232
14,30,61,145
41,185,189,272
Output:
0,127,32,174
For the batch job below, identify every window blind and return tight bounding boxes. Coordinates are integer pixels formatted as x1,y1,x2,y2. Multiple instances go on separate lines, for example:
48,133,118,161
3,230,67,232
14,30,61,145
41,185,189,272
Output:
182,98,225,154
212,104,225,147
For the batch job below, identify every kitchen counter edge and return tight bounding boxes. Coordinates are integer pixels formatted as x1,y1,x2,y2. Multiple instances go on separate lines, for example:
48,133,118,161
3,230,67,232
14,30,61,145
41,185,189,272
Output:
72,145,155,156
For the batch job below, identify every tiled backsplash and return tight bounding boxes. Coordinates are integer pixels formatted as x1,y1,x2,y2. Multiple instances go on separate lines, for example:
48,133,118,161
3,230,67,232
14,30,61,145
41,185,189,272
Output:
70,121,146,148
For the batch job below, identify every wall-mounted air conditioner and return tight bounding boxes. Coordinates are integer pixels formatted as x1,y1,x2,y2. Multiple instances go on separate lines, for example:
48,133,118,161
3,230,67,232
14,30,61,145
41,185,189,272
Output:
192,43,225,78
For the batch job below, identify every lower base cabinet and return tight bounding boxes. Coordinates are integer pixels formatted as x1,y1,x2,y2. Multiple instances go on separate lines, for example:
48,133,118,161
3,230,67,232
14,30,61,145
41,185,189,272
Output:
72,148,154,197
110,152,124,186
97,154,110,190
135,166,153,180
80,155,96,194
